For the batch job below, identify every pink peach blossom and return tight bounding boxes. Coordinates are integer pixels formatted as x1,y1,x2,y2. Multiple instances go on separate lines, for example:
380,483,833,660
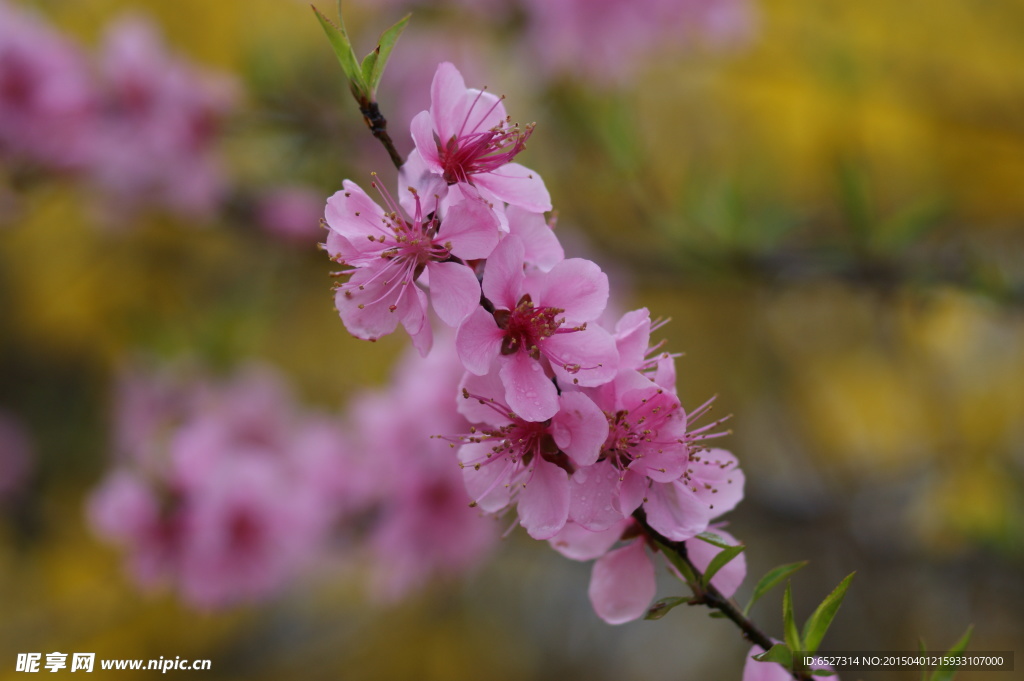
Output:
456,234,617,421
90,363,347,608
406,61,550,214
348,339,498,598
456,367,607,539
87,15,237,218
324,176,499,354
584,524,746,624
0,0,94,169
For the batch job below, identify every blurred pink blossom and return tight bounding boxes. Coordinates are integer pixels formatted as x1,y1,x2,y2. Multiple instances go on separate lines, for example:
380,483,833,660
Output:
256,185,324,243
90,363,346,608
350,339,498,599
86,15,238,219
521,0,756,83
0,409,32,503
0,0,95,169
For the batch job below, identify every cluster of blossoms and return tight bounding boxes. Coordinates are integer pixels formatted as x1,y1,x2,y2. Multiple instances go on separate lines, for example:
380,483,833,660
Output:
88,357,497,608
89,365,342,608
322,62,748,625
0,2,235,219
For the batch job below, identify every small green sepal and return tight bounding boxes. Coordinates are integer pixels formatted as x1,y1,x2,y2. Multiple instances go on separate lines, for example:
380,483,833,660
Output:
753,643,793,668
655,540,699,588
695,530,734,549
644,596,689,620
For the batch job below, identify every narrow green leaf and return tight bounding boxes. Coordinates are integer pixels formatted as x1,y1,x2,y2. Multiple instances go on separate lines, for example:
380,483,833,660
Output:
361,13,410,98
311,4,366,99
809,669,838,677
753,643,793,668
655,540,699,589
743,561,808,616
695,530,734,549
801,572,856,654
929,625,973,681
700,544,746,589
644,596,688,620
783,581,802,654
919,638,929,681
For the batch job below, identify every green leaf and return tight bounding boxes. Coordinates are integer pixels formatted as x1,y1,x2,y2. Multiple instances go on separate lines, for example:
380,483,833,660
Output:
695,530,735,549
655,540,699,589
700,544,746,589
919,638,929,681
801,572,856,654
929,625,974,681
743,561,809,616
644,596,689,620
753,643,793,668
783,581,802,654
360,13,410,98
311,3,367,100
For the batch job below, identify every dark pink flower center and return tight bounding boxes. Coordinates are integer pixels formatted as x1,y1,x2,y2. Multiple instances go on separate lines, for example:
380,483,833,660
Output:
438,122,532,185
495,294,564,360
0,54,35,107
227,508,264,556
602,392,682,469
456,391,569,473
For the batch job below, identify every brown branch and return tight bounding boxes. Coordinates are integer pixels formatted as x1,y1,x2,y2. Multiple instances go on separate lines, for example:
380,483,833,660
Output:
633,510,814,681
358,100,404,170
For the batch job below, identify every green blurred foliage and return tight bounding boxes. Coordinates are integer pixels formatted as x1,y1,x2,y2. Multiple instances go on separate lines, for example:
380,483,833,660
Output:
1,1,1022,680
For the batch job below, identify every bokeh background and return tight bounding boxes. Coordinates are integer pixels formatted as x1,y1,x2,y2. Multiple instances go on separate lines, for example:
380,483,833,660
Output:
2,0,1022,679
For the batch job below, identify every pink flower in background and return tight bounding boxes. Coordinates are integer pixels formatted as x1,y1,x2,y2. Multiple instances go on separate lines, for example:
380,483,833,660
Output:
324,176,499,354
89,363,347,608
521,0,756,83
404,61,551,214
88,470,182,588
350,340,497,599
456,367,607,539
0,409,32,503
456,235,617,421
176,452,325,608
0,0,94,169
256,185,325,243
87,15,237,219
